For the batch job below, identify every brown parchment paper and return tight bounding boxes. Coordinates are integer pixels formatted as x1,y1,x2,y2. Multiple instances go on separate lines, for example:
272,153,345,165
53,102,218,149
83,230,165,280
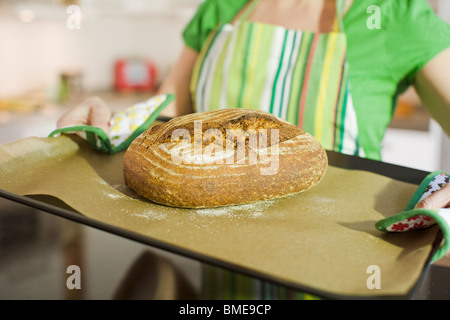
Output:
0,134,439,298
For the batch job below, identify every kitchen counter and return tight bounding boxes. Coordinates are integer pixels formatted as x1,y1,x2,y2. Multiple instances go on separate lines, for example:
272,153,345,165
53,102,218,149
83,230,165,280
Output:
1,143,450,300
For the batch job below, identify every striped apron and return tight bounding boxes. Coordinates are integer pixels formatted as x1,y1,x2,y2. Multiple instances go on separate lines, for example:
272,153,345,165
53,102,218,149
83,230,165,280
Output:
190,0,359,299
190,0,360,156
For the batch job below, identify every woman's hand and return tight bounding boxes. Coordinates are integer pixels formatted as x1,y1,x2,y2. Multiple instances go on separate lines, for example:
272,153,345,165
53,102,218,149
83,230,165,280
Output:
57,96,112,134
416,182,450,259
416,182,450,209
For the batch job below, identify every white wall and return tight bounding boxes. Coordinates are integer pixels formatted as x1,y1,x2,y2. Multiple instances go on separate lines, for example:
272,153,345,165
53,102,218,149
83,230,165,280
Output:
0,1,198,100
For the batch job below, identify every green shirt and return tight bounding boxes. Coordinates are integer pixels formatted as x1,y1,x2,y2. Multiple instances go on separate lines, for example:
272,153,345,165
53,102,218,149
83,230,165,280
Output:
182,0,450,160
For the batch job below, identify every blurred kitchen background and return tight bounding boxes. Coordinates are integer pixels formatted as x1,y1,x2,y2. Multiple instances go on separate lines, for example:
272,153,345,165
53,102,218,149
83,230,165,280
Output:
0,0,449,173
0,0,201,142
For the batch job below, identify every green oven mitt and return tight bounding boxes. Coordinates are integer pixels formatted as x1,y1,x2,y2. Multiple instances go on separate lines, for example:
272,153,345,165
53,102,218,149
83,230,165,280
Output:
376,171,450,262
49,94,174,154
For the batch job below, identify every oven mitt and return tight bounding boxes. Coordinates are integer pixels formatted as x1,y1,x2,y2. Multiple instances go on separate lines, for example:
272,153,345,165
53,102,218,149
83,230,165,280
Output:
376,171,450,262
48,94,174,154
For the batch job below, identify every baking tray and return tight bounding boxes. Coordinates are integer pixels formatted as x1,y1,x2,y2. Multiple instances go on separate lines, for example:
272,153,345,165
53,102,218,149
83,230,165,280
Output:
0,116,441,299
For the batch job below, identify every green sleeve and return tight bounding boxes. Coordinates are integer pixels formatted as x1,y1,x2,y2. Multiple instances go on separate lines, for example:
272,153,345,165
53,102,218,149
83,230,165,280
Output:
343,0,450,160
387,0,450,87
182,0,248,52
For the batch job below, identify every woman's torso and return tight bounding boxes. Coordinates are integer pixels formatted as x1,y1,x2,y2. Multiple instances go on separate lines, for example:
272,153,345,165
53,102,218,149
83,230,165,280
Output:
190,0,361,156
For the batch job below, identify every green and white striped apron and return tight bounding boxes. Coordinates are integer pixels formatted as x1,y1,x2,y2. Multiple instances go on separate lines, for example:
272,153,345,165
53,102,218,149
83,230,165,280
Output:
190,0,359,299
190,0,360,156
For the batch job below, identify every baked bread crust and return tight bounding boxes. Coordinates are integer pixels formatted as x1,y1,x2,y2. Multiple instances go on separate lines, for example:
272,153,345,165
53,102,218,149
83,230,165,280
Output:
123,109,328,208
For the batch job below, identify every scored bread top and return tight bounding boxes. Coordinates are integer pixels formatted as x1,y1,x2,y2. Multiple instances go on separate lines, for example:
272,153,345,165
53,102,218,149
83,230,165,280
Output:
123,109,328,208
136,109,307,164
153,109,301,146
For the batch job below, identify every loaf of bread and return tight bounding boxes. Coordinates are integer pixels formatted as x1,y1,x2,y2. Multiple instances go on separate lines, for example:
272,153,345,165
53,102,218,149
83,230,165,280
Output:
123,109,328,208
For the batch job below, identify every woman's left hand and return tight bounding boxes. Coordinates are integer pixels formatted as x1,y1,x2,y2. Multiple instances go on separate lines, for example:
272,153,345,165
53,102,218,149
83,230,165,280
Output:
416,182,450,258
416,182,450,209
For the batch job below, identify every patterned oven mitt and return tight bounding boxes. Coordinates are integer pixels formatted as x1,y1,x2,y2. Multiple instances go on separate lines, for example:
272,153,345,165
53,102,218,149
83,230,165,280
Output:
49,94,174,154
376,171,450,262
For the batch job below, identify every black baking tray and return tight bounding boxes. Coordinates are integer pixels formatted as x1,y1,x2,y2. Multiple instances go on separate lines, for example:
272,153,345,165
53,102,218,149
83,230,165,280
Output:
0,116,441,300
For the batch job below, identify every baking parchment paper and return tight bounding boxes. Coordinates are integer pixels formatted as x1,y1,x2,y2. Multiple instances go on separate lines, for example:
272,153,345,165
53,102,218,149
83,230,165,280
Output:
0,133,438,298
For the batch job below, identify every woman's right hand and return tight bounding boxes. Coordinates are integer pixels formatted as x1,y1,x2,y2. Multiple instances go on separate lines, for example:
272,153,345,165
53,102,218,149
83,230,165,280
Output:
57,96,112,134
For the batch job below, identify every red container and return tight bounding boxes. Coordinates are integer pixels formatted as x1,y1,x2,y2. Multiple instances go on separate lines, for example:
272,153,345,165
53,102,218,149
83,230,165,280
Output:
114,59,158,93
